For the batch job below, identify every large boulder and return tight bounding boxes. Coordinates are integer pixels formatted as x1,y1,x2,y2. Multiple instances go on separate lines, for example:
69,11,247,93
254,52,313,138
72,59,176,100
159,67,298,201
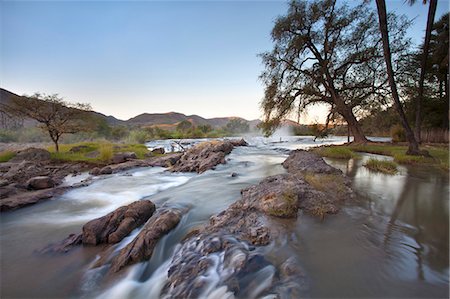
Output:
82,200,155,245
109,208,183,272
151,147,165,155
170,141,234,173
282,149,341,175
26,176,55,190
9,148,51,162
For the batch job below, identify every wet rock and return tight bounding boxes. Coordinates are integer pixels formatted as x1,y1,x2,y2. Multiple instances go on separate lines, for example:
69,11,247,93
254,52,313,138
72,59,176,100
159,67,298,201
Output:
0,187,69,211
241,174,304,218
231,172,238,177
170,140,234,173
229,138,249,147
82,200,155,245
109,208,183,272
38,233,82,254
89,167,101,175
146,153,183,167
151,147,165,155
99,166,113,175
111,152,137,164
282,149,342,175
9,148,51,162
26,176,55,190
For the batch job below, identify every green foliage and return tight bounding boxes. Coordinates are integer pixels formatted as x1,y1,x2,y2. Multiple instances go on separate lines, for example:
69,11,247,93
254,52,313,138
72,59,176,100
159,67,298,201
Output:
111,126,128,141
99,144,113,162
390,124,406,142
176,120,193,132
0,130,18,142
364,159,398,175
331,143,448,169
126,130,149,144
0,151,16,162
224,119,249,134
47,142,149,163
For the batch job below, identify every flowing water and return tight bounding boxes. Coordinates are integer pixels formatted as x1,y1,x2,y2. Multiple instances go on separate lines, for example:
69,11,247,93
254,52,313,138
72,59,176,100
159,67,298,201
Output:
1,136,448,298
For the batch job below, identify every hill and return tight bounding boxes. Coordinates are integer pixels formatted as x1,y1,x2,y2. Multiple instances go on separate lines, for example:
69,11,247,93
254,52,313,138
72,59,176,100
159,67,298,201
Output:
0,88,259,130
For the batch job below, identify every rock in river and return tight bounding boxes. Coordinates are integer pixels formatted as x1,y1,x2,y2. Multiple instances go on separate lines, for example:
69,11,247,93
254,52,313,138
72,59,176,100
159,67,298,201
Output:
82,200,156,245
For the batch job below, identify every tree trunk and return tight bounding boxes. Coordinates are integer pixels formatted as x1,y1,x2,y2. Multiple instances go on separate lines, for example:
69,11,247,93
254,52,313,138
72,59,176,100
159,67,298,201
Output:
375,0,420,155
415,0,438,143
336,103,368,143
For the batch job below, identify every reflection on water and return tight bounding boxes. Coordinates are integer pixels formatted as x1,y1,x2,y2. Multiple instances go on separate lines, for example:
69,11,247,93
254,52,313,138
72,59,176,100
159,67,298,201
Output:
0,136,448,298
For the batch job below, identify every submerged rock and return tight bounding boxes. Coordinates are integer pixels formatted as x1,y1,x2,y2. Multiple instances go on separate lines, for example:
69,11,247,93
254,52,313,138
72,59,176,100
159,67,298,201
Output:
38,233,83,254
109,208,183,272
82,200,155,245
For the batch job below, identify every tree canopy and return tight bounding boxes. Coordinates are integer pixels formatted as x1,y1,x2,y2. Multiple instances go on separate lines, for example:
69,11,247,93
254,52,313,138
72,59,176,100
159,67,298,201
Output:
260,0,410,142
2,93,92,151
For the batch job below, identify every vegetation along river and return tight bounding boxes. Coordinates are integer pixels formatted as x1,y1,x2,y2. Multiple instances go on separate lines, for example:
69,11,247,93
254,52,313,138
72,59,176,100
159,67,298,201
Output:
1,136,448,298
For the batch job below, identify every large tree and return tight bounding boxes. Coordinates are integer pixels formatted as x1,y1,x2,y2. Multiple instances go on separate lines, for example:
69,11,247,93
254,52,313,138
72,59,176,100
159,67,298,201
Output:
260,0,409,142
2,93,92,152
375,0,421,154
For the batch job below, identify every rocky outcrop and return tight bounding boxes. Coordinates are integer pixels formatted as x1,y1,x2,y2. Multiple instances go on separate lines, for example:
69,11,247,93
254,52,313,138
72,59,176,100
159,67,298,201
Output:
229,138,248,147
170,140,246,173
151,147,165,155
82,200,156,245
109,208,183,272
9,148,51,162
26,176,55,190
0,187,70,211
282,149,341,175
111,152,137,164
160,149,353,298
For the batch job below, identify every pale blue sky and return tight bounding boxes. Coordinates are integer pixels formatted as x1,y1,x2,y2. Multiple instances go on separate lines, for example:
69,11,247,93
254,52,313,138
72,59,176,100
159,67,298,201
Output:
1,0,449,122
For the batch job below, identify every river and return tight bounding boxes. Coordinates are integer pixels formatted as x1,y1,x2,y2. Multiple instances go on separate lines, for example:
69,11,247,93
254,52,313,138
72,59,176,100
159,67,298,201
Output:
1,136,448,298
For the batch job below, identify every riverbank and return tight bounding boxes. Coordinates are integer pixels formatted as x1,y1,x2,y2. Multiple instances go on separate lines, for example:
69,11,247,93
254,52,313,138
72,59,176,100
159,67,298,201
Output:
313,142,449,170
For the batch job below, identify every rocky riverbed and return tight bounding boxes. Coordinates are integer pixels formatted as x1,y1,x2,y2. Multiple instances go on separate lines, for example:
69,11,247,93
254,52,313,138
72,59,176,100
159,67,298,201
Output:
0,139,247,211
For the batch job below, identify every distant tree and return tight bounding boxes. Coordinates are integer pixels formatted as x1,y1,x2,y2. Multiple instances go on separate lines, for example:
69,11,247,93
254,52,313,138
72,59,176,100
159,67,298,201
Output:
225,119,249,134
176,120,193,133
198,124,213,134
260,0,410,142
375,0,421,155
2,93,92,152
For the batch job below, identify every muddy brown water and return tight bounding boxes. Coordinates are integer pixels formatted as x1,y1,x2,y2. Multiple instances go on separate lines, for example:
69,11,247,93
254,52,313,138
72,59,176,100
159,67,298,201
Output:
1,136,448,298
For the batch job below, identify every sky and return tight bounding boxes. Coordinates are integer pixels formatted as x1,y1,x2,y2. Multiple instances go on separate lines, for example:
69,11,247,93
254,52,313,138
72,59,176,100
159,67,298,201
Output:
1,0,449,123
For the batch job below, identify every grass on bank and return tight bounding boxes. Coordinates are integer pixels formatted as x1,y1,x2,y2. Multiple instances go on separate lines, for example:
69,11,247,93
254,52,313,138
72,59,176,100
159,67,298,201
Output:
363,158,398,175
0,151,16,162
48,142,150,163
312,147,358,159
315,143,449,170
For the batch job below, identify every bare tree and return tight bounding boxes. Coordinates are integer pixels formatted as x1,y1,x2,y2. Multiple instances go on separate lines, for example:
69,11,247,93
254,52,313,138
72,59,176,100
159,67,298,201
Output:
2,93,92,152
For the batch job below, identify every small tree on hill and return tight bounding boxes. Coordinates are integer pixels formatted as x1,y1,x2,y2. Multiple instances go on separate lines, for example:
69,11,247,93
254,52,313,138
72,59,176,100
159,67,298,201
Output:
2,93,92,152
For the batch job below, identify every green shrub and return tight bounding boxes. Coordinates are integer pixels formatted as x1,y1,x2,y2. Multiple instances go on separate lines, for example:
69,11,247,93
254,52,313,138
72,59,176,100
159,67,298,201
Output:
99,144,113,162
390,124,406,142
364,158,398,174
0,151,16,162
0,130,18,143
127,130,149,144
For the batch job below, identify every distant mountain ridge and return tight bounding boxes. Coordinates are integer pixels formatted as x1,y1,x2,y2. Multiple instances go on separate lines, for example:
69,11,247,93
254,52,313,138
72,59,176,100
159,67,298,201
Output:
0,88,261,129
